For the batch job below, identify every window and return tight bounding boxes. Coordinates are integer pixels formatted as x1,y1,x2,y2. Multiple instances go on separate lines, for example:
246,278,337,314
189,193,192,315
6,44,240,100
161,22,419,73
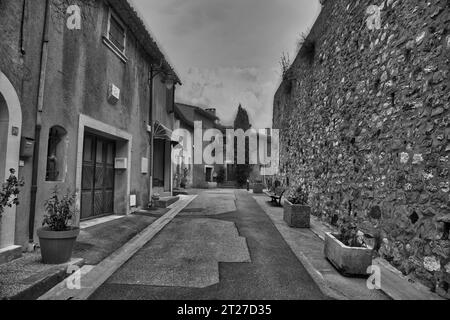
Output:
104,9,127,60
46,126,67,182
166,86,174,114
109,13,125,52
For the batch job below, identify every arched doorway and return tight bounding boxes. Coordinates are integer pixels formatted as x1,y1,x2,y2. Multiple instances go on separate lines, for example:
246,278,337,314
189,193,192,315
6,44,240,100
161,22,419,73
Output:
0,71,22,251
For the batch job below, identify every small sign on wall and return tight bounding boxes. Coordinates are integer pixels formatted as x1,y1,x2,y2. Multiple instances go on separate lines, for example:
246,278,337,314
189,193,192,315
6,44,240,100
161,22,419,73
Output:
12,126,19,136
141,158,149,174
130,194,137,207
108,84,120,104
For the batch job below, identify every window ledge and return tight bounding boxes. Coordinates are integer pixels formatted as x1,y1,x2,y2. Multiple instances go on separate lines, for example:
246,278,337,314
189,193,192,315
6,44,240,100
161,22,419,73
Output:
102,36,128,63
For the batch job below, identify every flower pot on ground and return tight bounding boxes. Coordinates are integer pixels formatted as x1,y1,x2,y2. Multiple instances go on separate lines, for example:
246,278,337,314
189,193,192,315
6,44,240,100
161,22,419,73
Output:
324,216,373,276
324,233,373,276
37,227,80,264
252,181,265,194
283,186,310,228
37,188,79,264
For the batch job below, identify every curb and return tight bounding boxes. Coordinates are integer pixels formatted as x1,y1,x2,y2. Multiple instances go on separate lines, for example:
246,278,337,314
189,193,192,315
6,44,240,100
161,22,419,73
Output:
292,249,347,300
308,218,444,301
39,195,197,300
6,258,85,300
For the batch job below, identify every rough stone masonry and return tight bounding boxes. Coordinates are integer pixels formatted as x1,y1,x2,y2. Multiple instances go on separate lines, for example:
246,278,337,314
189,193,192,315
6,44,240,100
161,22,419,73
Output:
273,0,450,298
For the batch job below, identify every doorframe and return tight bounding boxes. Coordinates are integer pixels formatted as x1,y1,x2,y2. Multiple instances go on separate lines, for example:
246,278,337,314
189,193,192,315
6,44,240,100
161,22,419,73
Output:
205,165,214,182
0,71,22,250
75,114,132,226
225,160,234,182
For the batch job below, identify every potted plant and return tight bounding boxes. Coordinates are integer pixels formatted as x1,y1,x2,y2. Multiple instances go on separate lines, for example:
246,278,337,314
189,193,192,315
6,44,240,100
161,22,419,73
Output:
180,169,188,189
252,179,265,194
0,169,24,218
37,187,79,264
324,215,373,276
152,193,161,201
283,186,310,228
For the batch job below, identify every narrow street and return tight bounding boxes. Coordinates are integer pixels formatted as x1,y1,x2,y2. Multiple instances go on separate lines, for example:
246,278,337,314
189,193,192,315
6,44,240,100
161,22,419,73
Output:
1,0,448,306
90,190,327,300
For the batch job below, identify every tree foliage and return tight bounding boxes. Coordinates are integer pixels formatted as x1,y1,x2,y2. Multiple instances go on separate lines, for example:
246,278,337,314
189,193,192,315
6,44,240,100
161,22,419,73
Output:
280,52,291,80
0,169,24,218
234,104,252,132
233,104,253,187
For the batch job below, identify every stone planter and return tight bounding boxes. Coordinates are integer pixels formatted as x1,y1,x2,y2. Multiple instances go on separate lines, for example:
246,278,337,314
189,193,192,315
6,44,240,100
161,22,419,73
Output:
283,200,310,228
252,183,265,194
324,232,373,276
37,227,80,264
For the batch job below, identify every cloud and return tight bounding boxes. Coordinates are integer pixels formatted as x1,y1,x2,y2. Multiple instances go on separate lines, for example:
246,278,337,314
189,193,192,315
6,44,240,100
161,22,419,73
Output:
176,66,278,128
130,0,321,128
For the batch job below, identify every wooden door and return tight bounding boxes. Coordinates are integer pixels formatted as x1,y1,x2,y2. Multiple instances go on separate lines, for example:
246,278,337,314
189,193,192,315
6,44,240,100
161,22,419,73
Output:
81,134,115,220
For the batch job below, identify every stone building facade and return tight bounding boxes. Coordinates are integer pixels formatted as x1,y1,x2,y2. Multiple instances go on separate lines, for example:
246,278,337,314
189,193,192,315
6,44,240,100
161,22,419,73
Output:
0,0,179,261
273,0,449,297
174,103,226,189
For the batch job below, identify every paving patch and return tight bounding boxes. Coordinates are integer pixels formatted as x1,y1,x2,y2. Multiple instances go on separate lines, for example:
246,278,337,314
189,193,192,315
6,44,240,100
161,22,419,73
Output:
178,192,236,216
106,218,251,288
74,215,158,265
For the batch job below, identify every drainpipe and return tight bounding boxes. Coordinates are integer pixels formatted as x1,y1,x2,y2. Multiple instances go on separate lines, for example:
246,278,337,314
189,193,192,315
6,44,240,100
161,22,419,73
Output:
148,66,154,207
20,0,27,55
28,0,50,244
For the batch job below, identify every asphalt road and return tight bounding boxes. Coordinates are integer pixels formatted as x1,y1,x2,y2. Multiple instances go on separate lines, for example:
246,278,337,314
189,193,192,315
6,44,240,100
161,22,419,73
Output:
90,189,328,300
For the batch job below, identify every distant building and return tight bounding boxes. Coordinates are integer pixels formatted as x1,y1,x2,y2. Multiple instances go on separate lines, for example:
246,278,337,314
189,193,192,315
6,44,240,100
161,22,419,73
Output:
174,103,275,189
174,103,229,189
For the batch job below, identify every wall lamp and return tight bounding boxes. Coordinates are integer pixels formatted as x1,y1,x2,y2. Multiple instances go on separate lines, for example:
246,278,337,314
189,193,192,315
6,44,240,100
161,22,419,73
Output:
150,59,176,89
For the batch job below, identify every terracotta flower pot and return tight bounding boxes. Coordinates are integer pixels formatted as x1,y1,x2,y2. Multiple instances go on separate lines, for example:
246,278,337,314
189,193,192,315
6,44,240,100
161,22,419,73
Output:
37,227,80,264
283,200,311,228
324,232,373,276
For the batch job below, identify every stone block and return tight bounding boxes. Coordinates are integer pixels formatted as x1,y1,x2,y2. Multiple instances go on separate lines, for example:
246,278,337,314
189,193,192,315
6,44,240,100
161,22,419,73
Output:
0,245,22,265
283,200,310,228
252,184,265,194
154,196,180,208
324,233,373,276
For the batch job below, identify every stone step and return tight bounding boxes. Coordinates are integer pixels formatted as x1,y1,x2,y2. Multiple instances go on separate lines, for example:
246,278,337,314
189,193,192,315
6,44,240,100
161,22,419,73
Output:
219,182,237,189
173,190,189,196
0,245,22,266
154,196,180,208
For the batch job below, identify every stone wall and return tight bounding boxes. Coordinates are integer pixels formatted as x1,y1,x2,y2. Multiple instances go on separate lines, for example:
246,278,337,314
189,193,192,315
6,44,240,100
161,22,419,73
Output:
273,0,450,297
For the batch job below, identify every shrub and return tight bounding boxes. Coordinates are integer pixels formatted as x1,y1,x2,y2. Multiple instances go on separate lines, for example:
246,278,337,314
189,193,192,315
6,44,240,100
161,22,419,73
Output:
216,167,226,184
298,32,316,64
288,186,309,205
0,169,24,218
42,187,77,231
338,215,367,248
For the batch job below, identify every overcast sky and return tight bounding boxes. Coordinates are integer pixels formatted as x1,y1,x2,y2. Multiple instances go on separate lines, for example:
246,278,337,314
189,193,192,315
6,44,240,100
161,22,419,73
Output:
131,0,321,128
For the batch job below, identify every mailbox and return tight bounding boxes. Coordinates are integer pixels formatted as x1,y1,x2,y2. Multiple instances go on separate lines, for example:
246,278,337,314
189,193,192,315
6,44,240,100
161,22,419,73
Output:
114,157,127,170
20,137,35,158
